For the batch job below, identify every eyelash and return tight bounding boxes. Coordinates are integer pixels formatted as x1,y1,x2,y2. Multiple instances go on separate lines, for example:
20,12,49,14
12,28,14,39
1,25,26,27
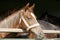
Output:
27,17,32,20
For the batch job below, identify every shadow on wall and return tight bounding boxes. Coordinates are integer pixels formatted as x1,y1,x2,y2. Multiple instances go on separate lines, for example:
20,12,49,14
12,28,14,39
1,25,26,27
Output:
0,0,27,21
0,0,47,21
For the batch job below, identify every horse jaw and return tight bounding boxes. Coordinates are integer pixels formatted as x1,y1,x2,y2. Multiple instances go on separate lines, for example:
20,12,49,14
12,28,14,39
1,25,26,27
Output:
30,25,46,39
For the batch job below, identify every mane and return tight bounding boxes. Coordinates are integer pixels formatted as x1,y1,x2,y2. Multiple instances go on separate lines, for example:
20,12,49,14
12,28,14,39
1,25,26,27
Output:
0,9,21,28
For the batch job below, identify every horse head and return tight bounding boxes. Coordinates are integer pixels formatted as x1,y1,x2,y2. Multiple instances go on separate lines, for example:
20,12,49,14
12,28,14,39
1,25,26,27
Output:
19,3,46,39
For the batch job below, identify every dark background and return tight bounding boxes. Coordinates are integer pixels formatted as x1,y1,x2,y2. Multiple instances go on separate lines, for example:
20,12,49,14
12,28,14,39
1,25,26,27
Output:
0,0,60,19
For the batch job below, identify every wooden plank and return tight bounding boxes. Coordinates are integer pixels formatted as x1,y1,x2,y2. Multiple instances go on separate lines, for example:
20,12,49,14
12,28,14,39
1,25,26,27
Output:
0,39,35,40
0,28,23,32
0,28,60,34
43,30,60,34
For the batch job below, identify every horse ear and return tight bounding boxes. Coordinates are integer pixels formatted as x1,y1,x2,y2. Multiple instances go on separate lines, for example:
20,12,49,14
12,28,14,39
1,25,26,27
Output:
24,3,29,10
30,4,35,9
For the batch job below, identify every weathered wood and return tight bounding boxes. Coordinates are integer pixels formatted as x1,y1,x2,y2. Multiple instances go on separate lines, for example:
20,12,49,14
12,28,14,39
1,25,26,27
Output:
0,28,60,34
43,30,60,34
0,28,23,32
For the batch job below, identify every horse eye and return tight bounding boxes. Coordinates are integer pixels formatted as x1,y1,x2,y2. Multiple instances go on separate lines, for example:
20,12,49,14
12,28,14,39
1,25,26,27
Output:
28,17,31,19
27,17,32,20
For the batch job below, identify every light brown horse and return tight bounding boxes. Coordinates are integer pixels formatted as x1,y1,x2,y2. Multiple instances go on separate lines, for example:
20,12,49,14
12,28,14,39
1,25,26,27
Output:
0,3,45,39
18,3,45,39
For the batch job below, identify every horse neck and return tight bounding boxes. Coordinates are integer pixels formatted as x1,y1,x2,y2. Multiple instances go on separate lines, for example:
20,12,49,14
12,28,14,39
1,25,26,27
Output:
0,11,20,28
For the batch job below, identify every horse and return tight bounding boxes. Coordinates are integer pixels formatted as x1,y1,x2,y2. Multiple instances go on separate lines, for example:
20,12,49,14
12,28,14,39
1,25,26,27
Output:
17,3,45,39
0,3,45,39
